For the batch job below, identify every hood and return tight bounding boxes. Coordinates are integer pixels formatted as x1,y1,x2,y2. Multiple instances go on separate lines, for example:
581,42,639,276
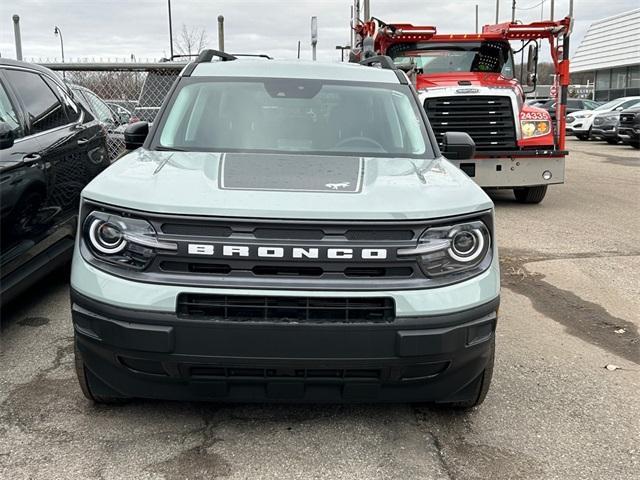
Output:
82,150,492,220
416,72,519,90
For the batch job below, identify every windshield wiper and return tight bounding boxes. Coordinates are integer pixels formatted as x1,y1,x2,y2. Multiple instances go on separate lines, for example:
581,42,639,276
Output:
154,146,186,152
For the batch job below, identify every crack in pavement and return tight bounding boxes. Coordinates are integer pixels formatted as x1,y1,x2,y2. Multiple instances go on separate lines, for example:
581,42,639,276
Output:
500,248,640,364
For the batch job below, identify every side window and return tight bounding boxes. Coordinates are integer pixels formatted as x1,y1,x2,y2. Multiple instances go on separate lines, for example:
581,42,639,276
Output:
4,69,71,134
620,99,640,110
0,80,24,139
84,90,115,124
43,77,81,122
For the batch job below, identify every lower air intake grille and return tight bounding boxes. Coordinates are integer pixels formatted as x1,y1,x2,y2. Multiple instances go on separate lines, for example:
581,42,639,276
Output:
424,95,517,151
177,294,395,323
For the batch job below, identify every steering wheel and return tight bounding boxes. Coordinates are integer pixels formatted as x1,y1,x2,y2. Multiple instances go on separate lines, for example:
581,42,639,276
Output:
335,136,385,151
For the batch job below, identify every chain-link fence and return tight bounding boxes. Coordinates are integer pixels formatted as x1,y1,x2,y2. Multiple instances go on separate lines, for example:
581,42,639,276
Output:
40,62,184,160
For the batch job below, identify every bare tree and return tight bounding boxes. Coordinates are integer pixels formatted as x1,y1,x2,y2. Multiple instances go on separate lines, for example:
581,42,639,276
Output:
175,24,209,57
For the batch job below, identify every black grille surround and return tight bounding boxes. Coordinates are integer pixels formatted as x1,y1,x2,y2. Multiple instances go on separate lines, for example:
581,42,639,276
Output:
177,294,395,323
79,201,494,291
619,112,639,127
424,95,517,151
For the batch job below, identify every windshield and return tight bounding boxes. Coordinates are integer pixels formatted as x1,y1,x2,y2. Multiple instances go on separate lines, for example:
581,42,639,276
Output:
595,99,628,111
155,78,432,158
392,41,514,78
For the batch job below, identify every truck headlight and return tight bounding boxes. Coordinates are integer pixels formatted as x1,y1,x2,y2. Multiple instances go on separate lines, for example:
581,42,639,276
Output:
82,210,177,270
520,120,551,138
398,220,492,279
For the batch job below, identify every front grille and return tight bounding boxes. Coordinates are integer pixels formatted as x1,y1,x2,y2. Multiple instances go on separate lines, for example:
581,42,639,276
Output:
189,366,382,380
424,95,517,151
177,294,395,323
619,113,638,126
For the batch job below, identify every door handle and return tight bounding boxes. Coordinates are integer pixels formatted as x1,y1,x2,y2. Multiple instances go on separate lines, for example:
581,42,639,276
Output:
23,153,42,162
77,138,90,146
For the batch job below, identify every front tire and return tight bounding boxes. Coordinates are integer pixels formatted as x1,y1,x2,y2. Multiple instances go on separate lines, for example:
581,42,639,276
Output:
606,138,619,145
513,185,548,204
576,131,590,141
74,341,128,404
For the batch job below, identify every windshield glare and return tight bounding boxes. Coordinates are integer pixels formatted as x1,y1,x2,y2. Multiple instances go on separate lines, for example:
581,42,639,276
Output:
392,41,514,78
156,79,431,158
595,99,626,111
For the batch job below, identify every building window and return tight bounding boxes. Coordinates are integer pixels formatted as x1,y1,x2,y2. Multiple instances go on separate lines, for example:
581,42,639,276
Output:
629,66,640,88
611,67,627,89
595,69,610,90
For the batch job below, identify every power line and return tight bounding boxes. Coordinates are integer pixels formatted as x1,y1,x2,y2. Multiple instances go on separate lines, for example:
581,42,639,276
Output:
517,0,546,10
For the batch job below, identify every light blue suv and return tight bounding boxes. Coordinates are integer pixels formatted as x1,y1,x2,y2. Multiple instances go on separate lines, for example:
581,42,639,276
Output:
70,51,500,408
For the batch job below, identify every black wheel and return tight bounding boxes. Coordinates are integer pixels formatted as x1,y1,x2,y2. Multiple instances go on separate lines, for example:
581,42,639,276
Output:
74,341,128,404
444,337,495,410
513,185,548,204
576,131,590,141
605,138,619,145
631,143,640,149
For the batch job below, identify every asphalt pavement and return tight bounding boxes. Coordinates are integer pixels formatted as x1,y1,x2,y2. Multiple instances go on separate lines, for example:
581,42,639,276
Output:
1,138,638,480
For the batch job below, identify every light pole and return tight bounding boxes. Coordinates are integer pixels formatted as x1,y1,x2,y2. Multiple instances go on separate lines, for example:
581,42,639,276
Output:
167,0,174,59
335,45,350,62
54,26,64,63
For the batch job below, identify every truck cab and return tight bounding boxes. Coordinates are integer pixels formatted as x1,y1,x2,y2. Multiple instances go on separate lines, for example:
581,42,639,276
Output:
353,17,573,204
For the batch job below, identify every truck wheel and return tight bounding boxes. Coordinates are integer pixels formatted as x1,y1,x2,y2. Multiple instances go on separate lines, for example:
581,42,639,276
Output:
631,143,640,149
74,341,128,404
449,338,495,409
513,185,547,204
606,138,619,145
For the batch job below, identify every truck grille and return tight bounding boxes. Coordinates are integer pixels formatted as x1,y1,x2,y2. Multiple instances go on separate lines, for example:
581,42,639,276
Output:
619,113,638,126
424,95,517,151
177,294,395,323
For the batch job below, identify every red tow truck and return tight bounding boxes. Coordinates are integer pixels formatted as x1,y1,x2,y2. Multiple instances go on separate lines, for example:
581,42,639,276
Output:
352,15,572,204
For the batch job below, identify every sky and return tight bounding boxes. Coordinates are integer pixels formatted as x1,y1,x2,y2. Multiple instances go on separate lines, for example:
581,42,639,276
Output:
1,0,638,63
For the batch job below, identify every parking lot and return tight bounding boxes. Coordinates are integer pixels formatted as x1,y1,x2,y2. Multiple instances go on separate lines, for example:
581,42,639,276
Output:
0,138,638,480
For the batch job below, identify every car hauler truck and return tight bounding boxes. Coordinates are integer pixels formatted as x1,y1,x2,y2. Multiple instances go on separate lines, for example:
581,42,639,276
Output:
351,11,572,204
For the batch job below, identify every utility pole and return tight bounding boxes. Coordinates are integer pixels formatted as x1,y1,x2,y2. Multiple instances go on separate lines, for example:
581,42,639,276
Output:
217,15,225,51
297,41,301,59
363,0,370,21
495,0,500,24
167,0,174,59
550,0,554,20
336,45,350,62
475,4,479,33
311,16,318,61
511,0,516,22
12,15,22,61
569,0,574,18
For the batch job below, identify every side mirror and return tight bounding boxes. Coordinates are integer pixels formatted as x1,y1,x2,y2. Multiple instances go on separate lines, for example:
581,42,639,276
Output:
526,44,538,87
442,131,475,160
124,121,149,150
0,122,15,150
117,111,131,124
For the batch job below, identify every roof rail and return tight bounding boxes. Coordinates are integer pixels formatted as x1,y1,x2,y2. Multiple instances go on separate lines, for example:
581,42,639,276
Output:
195,49,238,63
232,53,273,59
359,55,397,71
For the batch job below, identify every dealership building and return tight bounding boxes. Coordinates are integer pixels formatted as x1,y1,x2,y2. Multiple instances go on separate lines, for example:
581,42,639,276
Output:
570,8,640,101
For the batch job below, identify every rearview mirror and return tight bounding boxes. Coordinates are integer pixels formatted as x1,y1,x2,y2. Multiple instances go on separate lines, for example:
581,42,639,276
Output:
526,44,538,87
442,131,475,160
0,122,15,150
124,121,149,150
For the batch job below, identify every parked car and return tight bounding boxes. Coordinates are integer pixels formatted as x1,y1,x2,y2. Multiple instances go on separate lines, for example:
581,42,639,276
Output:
106,102,133,123
0,59,109,306
617,104,640,149
539,98,600,120
68,84,127,161
71,52,499,408
566,96,640,140
591,101,640,144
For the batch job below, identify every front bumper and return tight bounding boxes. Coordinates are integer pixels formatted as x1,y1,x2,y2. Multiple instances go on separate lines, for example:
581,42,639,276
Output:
448,155,565,188
591,125,618,139
617,127,640,142
70,253,500,403
72,289,498,403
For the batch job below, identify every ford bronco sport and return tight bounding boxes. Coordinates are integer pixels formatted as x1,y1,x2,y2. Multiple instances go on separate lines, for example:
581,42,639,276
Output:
71,51,500,408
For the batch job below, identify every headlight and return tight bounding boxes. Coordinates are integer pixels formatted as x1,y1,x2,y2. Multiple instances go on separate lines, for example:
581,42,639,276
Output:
602,115,619,122
397,220,491,279
520,120,551,138
83,210,177,270
574,113,593,119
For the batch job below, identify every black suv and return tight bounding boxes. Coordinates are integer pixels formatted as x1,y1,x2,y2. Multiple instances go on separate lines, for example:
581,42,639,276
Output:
0,59,109,305
617,106,640,149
